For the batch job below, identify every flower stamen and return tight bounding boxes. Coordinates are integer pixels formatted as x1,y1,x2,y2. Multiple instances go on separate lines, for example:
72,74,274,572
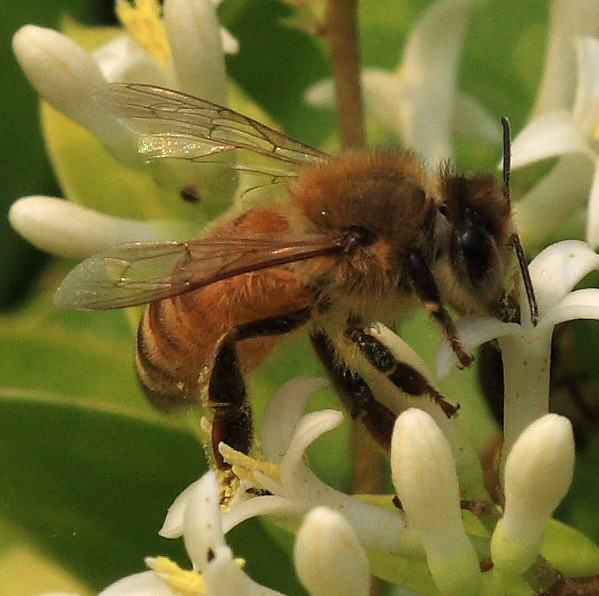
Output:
146,556,207,595
116,0,171,67
219,443,281,486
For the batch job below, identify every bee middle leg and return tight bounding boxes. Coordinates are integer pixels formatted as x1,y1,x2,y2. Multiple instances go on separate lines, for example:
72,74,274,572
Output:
310,329,398,450
310,326,458,452
208,307,312,469
346,328,459,418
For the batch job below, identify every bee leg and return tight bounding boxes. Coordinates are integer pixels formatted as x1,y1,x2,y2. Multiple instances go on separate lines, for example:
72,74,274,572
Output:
346,328,459,418
408,251,474,367
208,307,312,469
310,329,397,451
208,340,252,469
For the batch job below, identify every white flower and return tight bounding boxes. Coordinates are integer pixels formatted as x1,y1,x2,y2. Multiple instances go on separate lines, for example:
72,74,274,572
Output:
530,0,599,116
437,240,599,451
10,0,237,257
294,507,370,596
306,0,499,165
12,0,235,169
511,35,599,248
206,377,416,556
34,471,372,596
391,409,480,596
491,414,575,577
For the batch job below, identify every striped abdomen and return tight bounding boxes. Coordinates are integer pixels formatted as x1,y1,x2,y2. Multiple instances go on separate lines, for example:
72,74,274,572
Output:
135,268,315,411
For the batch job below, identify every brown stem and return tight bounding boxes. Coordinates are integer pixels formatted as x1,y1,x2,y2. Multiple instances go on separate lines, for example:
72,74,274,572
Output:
323,6,378,593
325,0,366,149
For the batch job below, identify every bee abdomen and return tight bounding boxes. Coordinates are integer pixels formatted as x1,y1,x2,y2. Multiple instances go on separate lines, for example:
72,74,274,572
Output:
135,298,217,410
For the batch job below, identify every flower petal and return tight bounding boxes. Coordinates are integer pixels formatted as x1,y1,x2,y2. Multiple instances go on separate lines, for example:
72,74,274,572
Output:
260,377,328,463
531,0,599,114
294,507,370,596
436,316,517,379
399,0,473,163
359,69,406,138
203,546,285,596
391,409,480,596
453,92,502,143
181,472,228,572
515,155,594,248
93,34,170,86
492,414,575,576
585,160,599,248
277,408,408,553
160,478,200,539
542,288,599,328
99,571,172,596
528,240,599,314
222,495,304,535
573,36,599,136
307,69,408,144
304,77,335,108
510,111,592,169
163,0,227,102
219,27,239,55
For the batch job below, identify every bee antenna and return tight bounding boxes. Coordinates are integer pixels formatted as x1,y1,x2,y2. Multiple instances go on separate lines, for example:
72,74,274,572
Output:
501,117,538,326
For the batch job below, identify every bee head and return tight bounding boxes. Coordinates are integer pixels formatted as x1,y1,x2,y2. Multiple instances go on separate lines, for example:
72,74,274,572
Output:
438,171,518,318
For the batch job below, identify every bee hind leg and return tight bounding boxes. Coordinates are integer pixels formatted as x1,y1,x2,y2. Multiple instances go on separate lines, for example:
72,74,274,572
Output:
208,307,312,469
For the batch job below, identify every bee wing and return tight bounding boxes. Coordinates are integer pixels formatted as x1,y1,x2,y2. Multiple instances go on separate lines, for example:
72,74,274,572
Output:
54,235,340,311
97,83,328,174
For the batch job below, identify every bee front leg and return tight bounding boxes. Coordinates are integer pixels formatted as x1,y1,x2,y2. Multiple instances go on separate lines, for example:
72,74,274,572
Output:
408,251,474,367
208,307,312,469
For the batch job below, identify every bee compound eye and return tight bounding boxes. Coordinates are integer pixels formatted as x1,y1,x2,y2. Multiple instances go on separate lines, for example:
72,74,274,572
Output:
453,225,497,289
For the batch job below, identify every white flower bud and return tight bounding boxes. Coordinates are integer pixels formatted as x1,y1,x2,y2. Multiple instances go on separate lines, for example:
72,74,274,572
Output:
98,570,172,596
13,25,102,117
12,26,138,165
9,197,166,259
491,414,575,576
391,409,480,596
294,507,370,596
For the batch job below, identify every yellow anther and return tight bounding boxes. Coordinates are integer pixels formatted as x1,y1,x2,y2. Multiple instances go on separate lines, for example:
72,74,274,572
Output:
115,0,171,67
147,556,206,596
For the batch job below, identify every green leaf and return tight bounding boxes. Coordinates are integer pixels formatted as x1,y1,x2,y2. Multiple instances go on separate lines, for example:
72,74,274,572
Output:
542,519,599,577
0,389,205,590
0,270,146,408
0,389,305,595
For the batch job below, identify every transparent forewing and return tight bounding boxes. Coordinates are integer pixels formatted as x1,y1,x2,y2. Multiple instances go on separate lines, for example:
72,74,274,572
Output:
53,235,340,311
97,83,328,172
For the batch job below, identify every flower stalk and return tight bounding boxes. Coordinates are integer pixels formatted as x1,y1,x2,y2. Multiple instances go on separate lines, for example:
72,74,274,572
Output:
499,330,552,452
324,0,365,150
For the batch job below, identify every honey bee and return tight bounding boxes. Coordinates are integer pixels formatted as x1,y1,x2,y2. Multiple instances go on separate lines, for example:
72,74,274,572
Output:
54,83,535,469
